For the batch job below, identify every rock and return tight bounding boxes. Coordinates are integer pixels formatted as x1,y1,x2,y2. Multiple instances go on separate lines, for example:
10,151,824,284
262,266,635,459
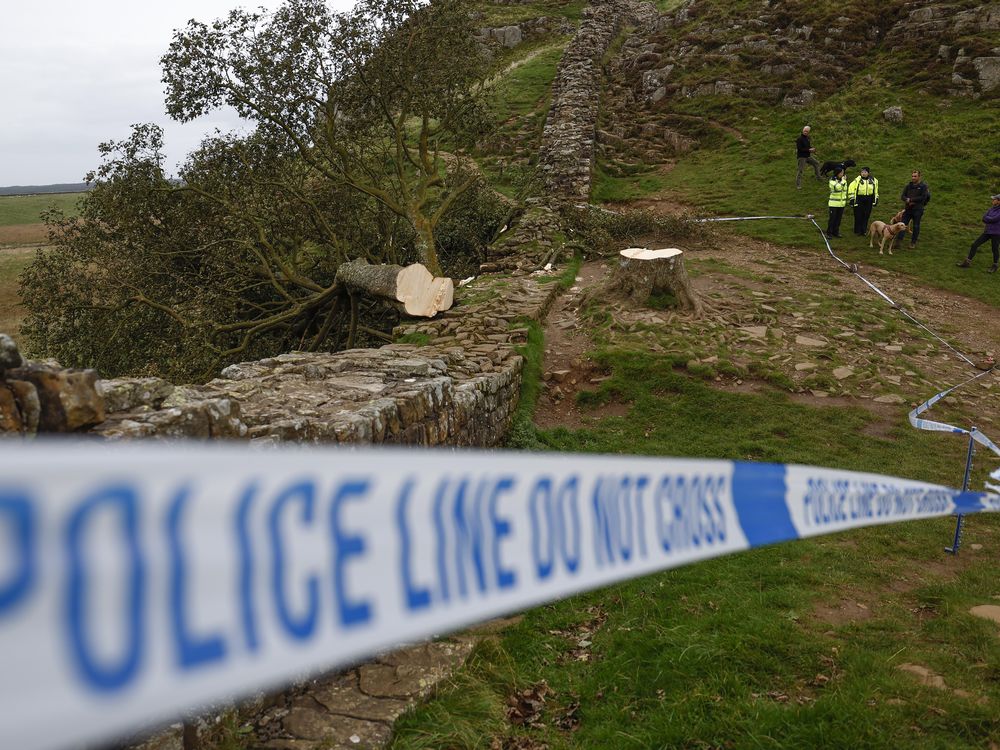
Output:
5,364,105,431
970,605,1000,625
833,366,854,380
874,394,906,404
9,380,40,436
883,106,903,123
282,706,389,745
0,333,23,373
783,89,815,108
795,362,817,371
0,386,24,432
973,57,1000,92
795,335,826,347
497,25,523,48
98,377,175,414
739,326,768,339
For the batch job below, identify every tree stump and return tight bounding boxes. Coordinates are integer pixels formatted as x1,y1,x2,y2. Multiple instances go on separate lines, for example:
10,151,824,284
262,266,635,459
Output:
335,260,454,317
612,247,702,315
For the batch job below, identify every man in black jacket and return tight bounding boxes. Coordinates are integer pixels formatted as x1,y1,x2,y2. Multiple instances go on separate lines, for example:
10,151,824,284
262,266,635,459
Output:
899,170,931,249
795,126,821,189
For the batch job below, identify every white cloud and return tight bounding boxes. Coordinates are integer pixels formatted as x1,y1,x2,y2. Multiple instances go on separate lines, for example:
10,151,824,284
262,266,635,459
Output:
0,0,356,186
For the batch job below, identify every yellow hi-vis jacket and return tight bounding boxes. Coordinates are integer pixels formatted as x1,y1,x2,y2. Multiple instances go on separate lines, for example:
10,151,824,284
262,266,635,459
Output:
848,175,879,203
828,176,848,208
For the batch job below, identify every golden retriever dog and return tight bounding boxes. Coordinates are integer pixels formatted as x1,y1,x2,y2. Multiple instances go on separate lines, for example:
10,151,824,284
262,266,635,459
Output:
868,220,908,255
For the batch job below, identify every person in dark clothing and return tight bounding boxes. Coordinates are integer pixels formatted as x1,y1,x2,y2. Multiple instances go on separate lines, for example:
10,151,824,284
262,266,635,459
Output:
795,125,821,189
898,170,931,248
956,194,1000,273
848,166,879,236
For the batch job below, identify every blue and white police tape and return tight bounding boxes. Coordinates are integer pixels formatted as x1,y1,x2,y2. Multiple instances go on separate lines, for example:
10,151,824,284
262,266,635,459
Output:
909,369,1000,456
2,442,1000,750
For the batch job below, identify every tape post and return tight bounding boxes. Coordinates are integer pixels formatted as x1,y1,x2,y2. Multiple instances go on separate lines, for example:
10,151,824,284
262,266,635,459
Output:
1,442,999,750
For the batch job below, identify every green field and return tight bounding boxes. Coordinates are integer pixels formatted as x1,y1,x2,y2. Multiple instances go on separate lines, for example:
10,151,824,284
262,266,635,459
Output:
0,248,35,335
0,192,83,227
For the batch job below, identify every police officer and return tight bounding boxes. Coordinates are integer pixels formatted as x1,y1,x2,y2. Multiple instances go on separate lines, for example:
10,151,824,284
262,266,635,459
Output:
848,166,879,236
826,166,848,239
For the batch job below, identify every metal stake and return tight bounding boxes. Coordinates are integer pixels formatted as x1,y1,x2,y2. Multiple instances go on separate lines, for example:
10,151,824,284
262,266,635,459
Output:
945,430,976,555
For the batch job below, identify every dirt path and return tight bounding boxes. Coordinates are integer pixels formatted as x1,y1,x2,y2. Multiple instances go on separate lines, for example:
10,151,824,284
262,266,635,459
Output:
535,260,626,429
486,40,567,88
534,217,999,434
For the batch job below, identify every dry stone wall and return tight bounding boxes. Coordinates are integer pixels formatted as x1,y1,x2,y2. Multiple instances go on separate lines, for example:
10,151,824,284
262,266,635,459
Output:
537,0,659,202
487,0,657,273
0,274,557,447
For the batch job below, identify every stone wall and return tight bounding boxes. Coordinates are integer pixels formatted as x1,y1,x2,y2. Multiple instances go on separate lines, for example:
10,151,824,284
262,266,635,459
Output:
485,0,657,274
0,274,558,447
476,16,574,49
537,0,658,201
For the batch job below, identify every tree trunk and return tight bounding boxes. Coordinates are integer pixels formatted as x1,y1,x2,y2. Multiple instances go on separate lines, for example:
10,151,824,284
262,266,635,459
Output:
612,247,702,316
412,220,442,277
335,259,454,317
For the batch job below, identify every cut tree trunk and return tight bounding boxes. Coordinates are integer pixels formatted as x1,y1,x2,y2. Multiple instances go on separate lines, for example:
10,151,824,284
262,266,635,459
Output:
612,247,702,316
335,259,454,317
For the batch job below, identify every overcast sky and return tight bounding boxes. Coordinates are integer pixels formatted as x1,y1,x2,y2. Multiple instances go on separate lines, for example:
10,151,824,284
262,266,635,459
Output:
0,0,356,187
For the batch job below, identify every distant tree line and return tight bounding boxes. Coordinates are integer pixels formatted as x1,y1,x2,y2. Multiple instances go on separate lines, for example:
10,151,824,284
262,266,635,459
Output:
0,184,91,196
21,0,508,381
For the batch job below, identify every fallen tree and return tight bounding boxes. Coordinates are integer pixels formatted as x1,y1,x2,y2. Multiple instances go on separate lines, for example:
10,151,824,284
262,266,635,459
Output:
21,0,494,381
335,260,454,317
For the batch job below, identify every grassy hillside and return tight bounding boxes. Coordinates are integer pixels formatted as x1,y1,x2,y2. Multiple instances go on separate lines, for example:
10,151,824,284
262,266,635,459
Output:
0,195,77,333
386,3,1000,750
660,87,1000,305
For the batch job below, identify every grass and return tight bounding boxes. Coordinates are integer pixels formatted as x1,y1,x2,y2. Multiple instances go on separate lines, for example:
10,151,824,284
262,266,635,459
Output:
391,349,1000,749
591,164,674,204
474,0,587,25
0,247,35,336
491,43,566,123
657,86,1000,306
392,515,1000,749
0,192,82,228
506,319,547,450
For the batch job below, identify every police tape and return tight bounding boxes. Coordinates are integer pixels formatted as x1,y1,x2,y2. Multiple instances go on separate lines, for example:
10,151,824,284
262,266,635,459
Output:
2,442,1000,750
909,369,1000,457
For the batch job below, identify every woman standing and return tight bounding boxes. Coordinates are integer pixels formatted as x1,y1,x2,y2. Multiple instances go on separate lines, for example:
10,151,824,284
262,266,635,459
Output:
956,194,1000,273
848,167,879,236
826,166,848,239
